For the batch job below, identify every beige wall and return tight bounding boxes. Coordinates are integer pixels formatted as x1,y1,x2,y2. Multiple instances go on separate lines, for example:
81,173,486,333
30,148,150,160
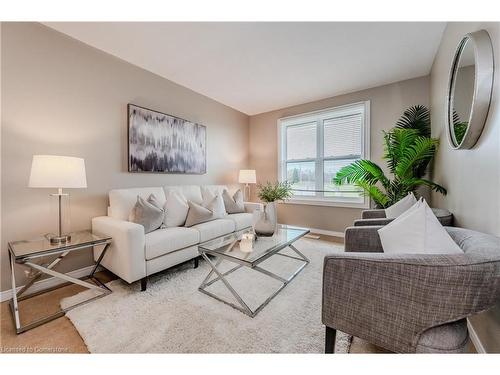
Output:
430,22,500,352
430,22,500,235
1,23,249,292
249,76,430,233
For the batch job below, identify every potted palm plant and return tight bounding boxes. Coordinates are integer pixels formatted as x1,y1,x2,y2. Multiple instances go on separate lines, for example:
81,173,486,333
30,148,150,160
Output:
254,181,293,236
334,105,446,208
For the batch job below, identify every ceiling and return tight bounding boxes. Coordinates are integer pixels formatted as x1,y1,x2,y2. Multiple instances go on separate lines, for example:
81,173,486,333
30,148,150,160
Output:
44,22,446,115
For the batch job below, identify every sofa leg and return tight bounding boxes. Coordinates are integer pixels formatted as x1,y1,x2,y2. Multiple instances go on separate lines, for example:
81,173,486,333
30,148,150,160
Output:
325,326,336,354
140,277,148,291
194,257,199,269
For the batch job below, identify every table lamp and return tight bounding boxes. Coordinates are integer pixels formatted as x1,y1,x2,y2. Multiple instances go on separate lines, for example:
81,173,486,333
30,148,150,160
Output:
238,169,256,201
29,155,87,245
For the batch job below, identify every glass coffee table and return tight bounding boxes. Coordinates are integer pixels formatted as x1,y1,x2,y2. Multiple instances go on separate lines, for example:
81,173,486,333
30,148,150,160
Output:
198,224,310,317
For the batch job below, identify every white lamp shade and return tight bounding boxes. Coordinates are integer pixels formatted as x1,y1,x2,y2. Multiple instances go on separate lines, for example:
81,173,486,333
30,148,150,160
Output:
29,155,87,189
238,169,256,184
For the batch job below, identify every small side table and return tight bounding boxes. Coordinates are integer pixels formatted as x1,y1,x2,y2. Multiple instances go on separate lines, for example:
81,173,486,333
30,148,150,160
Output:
8,230,112,334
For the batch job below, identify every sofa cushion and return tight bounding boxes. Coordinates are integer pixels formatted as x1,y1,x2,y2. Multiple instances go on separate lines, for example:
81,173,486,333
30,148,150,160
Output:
227,213,253,231
109,187,166,221
145,227,200,260
416,319,468,353
192,219,235,242
163,185,203,205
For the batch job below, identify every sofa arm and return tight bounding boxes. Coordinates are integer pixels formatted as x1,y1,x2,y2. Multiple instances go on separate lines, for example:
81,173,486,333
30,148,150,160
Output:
92,216,146,284
344,225,384,252
244,201,264,213
361,209,386,219
322,252,500,353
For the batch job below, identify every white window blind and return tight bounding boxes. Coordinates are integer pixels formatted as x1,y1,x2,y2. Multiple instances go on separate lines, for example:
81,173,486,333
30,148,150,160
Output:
323,114,362,159
278,101,370,208
286,122,316,160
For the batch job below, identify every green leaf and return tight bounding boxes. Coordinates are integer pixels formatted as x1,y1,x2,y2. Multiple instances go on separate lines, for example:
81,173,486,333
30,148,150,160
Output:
257,181,294,203
355,181,390,208
334,159,389,188
403,178,447,195
395,105,431,138
395,136,439,179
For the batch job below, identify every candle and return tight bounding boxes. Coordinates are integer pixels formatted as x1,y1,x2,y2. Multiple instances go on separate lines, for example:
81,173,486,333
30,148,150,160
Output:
240,233,254,253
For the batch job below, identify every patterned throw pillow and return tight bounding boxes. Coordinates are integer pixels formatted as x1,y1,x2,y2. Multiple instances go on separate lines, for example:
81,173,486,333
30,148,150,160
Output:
128,195,164,233
222,189,245,214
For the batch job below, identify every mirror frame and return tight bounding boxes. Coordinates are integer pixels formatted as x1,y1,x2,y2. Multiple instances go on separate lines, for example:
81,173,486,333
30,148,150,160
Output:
447,29,494,150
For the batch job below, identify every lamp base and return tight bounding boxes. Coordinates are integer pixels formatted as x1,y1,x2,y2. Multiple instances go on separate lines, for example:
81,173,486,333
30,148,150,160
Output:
49,234,71,245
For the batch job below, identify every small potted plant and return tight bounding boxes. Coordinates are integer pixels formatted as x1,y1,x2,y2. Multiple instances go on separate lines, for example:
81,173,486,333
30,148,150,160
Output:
254,181,293,236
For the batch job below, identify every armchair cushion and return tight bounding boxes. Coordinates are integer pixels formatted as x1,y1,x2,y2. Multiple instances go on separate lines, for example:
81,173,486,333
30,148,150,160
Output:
416,319,468,353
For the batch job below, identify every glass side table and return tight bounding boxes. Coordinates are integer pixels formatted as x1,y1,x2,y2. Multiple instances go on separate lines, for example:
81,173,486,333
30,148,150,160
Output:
8,230,112,334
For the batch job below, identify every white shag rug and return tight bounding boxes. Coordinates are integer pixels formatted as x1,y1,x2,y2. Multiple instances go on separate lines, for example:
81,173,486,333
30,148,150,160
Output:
61,238,352,353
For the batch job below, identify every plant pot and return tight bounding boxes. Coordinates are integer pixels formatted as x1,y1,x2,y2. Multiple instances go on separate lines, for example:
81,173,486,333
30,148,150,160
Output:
253,202,277,237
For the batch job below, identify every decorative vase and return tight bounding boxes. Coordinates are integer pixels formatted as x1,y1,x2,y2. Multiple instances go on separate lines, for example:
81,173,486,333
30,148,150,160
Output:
253,201,277,237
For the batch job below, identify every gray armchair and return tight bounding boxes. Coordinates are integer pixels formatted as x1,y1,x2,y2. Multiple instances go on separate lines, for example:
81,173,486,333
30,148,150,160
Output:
355,208,454,226
322,226,500,353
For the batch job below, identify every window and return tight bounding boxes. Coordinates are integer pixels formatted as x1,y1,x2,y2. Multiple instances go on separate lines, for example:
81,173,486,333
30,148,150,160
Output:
278,101,370,208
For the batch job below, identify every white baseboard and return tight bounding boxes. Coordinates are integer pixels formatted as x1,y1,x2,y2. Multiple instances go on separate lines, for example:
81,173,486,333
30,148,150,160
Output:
0,264,102,303
467,318,486,353
308,227,344,238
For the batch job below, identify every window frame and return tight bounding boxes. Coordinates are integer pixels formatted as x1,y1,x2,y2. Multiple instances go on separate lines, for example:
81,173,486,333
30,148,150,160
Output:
277,101,370,208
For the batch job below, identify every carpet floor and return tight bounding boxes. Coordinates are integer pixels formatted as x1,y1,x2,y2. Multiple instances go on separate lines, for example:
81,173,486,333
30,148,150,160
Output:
61,238,352,353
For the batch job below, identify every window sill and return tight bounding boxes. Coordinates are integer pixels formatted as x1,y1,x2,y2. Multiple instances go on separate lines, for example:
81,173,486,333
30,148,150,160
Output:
281,198,370,209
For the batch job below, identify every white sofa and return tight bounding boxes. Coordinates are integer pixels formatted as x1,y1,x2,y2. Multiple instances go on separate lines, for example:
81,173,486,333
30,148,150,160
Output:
92,184,262,290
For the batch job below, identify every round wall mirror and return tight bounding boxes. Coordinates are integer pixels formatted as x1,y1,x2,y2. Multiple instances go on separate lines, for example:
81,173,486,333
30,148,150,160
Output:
447,29,494,149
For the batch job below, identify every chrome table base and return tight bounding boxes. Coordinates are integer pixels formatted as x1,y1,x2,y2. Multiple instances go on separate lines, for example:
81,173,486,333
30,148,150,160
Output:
9,242,111,334
198,244,309,318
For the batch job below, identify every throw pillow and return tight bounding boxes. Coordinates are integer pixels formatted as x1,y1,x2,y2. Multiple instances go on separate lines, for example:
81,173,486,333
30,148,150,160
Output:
128,195,164,233
222,189,245,214
384,192,417,219
378,199,462,255
164,191,189,227
185,200,215,227
202,190,227,218
147,193,167,228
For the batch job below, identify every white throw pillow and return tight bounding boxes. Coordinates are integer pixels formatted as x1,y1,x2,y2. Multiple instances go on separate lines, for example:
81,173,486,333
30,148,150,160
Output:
202,190,227,218
164,191,189,227
384,192,417,219
378,199,462,255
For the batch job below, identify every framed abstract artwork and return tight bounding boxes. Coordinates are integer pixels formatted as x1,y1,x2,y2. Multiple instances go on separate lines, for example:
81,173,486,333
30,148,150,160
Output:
128,104,207,174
